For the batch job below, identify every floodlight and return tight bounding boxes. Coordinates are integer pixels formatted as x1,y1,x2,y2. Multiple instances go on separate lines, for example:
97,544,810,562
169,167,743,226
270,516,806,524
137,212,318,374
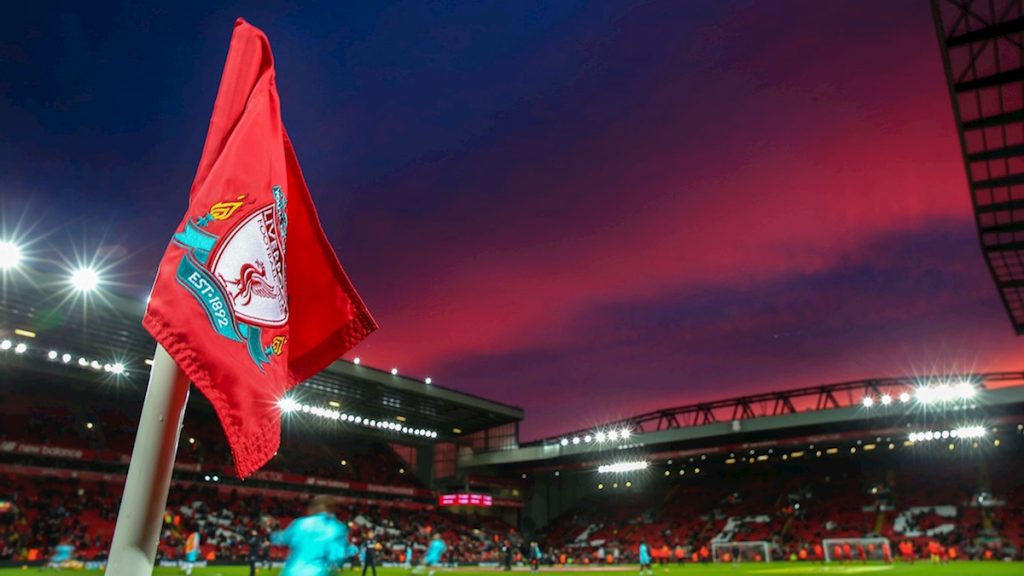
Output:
70,267,101,292
880,394,892,406
862,396,874,408
277,397,300,413
0,240,22,270
916,387,933,403
955,381,975,399
13,343,26,354
559,438,569,446
598,461,648,474
936,384,954,402
899,392,911,403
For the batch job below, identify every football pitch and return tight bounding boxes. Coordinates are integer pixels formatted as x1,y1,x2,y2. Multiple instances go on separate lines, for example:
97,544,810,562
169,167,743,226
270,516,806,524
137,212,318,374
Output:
3,564,1024,576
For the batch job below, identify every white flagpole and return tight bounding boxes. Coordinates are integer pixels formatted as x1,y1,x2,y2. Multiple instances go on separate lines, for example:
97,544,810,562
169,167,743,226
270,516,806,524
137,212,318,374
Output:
105,344,190,575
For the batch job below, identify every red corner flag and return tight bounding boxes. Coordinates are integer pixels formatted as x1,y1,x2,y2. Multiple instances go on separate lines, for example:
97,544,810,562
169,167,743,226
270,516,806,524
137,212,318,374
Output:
144,19,377,478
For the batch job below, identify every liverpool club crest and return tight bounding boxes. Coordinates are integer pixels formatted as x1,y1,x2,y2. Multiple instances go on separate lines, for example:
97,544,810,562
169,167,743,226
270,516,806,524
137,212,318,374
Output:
169,186,289,369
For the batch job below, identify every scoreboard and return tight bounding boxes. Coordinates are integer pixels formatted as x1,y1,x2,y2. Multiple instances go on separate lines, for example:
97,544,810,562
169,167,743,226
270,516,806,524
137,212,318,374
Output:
438,493,493,507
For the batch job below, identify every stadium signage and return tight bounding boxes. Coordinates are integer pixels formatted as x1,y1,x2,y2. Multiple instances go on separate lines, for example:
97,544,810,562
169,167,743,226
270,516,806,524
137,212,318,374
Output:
439,493,493,507
0,441,84,460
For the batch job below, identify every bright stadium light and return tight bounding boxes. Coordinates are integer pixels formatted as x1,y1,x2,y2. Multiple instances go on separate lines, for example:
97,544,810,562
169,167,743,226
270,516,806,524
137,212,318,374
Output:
862,396,874,408
390,367,398,375
899,392,911,403
955,425,986,439
559,438,569,446
424,377,432,384
111,363,125,375
0,240,22,270
598,461,648,474
620,428,631,439
595,431,607,442
880,394,892,406
278,397,300,413
0,340,10,351
584,434,593,443
572,437,581,445
955,381,976,399
13,343,26,354
936,384,955,402
916,387,932,403
606,430,619,441
353,357,361,365
70,267,101,292
47,350,58,360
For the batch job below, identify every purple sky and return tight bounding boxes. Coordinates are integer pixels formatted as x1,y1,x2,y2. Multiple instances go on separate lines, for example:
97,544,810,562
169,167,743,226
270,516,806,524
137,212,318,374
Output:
2,1,1021,439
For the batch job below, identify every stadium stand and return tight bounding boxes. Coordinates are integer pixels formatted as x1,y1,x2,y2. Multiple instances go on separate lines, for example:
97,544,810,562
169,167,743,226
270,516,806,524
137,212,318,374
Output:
535,436,1024,563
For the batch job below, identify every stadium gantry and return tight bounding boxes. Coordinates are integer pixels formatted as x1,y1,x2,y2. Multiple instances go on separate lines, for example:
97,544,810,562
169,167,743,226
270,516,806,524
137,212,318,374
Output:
933,0,1024,333
459,372,1024,469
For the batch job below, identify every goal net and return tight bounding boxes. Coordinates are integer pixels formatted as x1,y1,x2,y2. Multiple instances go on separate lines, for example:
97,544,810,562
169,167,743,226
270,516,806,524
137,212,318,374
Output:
711,541,771,563
822,537,891,563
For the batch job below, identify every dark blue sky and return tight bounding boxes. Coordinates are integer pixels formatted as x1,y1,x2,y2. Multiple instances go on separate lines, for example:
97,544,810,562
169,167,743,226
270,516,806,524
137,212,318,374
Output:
2,1,1019,438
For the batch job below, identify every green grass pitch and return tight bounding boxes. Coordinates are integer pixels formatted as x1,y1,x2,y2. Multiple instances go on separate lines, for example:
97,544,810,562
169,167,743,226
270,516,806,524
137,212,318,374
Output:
2,564,1023,575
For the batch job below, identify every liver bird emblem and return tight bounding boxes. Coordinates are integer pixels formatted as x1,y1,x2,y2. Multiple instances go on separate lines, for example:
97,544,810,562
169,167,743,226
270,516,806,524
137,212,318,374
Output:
221,261,278,305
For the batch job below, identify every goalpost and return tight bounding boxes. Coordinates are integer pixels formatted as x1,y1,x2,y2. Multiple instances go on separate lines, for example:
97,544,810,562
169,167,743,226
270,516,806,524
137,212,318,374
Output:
822,537,891,563
711,541,771,563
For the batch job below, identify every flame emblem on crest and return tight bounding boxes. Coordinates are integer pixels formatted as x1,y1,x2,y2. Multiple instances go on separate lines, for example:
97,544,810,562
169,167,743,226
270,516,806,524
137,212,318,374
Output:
271,336,286,356
209,195,248,221
221,261,278,306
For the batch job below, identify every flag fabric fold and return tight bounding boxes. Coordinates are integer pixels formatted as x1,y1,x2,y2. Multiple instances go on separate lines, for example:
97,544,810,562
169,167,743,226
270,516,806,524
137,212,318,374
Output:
144,18,377,478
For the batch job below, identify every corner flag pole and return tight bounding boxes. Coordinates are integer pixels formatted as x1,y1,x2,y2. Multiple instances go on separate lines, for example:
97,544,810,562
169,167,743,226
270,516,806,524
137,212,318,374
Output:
105,344,190,575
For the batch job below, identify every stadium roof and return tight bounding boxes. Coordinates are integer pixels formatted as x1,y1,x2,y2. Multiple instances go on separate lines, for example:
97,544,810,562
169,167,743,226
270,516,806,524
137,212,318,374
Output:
933,0,1024,333
0,275,523,443
460,372,1024,469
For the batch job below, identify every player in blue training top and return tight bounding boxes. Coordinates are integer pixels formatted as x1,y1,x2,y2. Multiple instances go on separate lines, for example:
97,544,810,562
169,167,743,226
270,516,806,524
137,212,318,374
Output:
404,542,414,569
270,495,349,576
183,525,201,576
412,534,447,576
638,540,653,576
47,539,76,570
529,541,543,574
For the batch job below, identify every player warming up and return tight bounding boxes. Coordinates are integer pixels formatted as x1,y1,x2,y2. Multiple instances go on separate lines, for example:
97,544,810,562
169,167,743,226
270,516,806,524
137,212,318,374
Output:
270,495,350,576
529,541,542,574
412,533,447,576
46,539,76,571
183,526,201,576
638,540,653,576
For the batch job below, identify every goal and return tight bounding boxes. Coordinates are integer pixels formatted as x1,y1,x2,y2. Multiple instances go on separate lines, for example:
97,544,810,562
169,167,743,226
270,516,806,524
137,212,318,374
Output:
711,541,771,563
822,537,891,563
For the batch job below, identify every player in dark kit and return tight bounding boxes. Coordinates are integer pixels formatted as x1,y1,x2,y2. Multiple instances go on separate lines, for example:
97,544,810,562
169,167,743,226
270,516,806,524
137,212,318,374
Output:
361,532,379,576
